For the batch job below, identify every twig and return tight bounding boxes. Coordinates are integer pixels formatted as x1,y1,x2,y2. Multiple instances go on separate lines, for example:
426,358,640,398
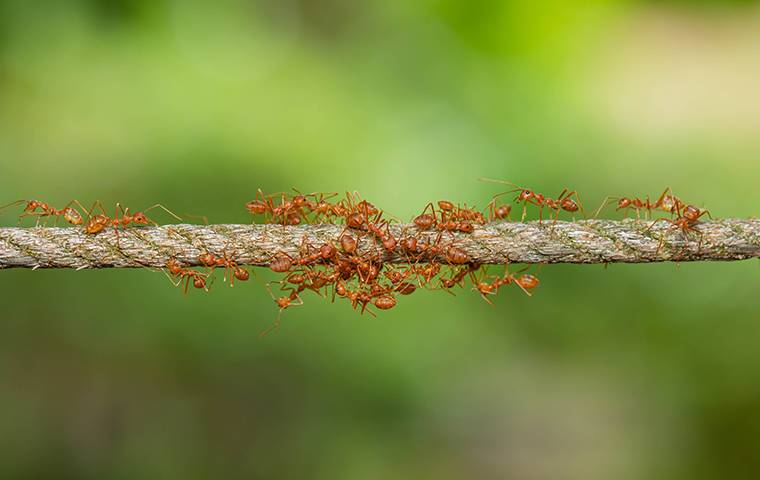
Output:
1,219,759,269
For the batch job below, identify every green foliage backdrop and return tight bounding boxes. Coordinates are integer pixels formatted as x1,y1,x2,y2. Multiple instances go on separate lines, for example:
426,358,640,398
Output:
1,0,759,478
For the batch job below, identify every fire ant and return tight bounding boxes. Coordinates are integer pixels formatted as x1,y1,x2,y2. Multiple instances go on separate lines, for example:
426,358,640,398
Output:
269,252,295,273
261,282,304,337
198,250,250,286
83,202,181,235
594,188,684,220
480,179,584,222
645,204,711,254
334,282,375,316
437,200,486,225
413,203,437,230
471,264,540,304
483,197,512,222
439,263,481,294
166,258,208,293
0,199,87,226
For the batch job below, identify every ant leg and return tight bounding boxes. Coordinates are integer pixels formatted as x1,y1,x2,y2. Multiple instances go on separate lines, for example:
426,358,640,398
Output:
89,200,108,217
643,217,674,255
143,204,183,223
0,200,27,215
260,309,284,338
593,197,618,219
569,191,586,219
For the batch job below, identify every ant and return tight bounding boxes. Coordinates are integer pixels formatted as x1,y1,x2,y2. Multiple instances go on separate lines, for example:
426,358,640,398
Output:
483,198,512,222
166,258,208,294
334,282,371,315
83,202,181,236
198,250,250,286
0,199,87,226
645,203,711,254
261,282,304,337
480,179,584,222
373,294,397,310
269,251,295,273
437,200,486,225
439,262,481,294
471,264,539,304
413,203,437,230
594,188,684,220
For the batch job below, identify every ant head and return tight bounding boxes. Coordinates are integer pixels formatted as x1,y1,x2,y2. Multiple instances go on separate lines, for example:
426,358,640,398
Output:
616,198,631,209
193,277,206,289
24,200,42,212
517,190,533,201
133,212,149,224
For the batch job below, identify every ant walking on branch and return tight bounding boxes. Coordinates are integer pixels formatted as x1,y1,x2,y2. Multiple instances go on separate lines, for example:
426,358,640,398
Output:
83,201,182,236
198,249,250,286
166,259,209,294
479,179,584,222
645,203,711,255
0,199,87,226
594,188,685,220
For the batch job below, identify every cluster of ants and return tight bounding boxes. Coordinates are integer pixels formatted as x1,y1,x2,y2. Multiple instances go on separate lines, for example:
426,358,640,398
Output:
1,182,711,335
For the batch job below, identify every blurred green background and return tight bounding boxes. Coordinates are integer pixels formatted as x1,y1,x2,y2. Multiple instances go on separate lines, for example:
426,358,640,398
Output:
1,0,759,478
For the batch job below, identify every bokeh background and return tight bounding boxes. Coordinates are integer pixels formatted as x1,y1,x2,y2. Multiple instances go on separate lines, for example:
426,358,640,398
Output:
1,0,759,478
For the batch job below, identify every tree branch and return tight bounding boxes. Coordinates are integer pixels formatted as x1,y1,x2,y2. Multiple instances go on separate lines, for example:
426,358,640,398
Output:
1,219,759,269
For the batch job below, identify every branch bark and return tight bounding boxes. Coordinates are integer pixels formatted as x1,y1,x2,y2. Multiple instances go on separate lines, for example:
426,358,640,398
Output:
1,219,759,269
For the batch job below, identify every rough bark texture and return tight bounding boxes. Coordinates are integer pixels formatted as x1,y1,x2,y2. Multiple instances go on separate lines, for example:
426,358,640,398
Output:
0,219,759,269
